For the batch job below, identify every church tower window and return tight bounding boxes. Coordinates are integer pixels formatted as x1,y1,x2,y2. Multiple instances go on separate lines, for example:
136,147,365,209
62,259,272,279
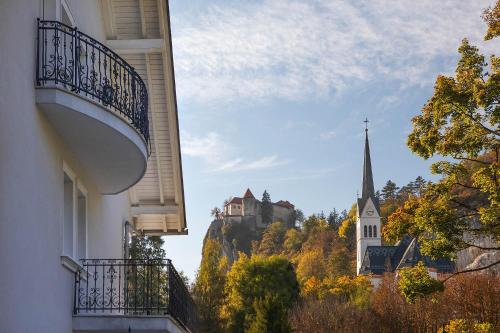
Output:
364,225,367,237
373,225,377,238
369,225,372,237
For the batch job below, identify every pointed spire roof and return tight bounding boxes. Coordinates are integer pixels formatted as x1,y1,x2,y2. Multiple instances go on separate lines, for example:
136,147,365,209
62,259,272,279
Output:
358,121,380,214
243,188,255,199
362,128,375,199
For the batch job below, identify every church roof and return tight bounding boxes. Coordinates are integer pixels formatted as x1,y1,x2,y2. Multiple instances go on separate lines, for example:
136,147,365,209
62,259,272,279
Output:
243,188,255,199
360,236,454,275
358,128,380,215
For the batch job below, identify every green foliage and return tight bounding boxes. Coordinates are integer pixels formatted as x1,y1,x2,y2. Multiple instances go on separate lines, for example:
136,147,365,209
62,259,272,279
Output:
246,294,291,333
194,239,228,333
381,180,399,202
390,10,500,264
398,262,444,303
129,233,166,259
261,190,273,226
222,254,299,333
258,221,287,256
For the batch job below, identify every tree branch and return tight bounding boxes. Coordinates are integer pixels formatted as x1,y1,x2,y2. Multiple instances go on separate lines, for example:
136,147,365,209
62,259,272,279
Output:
462,241,500,251
450,102,500,136
443,259,500,283
451,156,491,165
449,198,479,212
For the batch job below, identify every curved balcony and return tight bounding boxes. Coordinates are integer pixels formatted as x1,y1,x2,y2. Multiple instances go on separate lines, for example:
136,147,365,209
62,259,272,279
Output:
35,20,149,194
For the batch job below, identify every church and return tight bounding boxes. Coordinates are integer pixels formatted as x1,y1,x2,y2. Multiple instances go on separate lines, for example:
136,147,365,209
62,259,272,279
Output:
356,124,454,286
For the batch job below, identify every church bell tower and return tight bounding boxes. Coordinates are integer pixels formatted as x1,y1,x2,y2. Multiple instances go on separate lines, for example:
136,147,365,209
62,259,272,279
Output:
356,120,381,275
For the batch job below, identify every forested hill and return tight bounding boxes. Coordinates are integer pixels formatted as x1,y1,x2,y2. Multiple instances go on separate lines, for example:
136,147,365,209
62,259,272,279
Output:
201,176,428,270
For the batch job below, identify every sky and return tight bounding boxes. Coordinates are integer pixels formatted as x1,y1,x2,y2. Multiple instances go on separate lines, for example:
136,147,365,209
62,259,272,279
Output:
164,0,498,281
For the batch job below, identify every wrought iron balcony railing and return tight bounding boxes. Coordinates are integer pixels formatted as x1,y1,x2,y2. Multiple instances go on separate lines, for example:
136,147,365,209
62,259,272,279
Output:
74,259,198,333
36,19,150,146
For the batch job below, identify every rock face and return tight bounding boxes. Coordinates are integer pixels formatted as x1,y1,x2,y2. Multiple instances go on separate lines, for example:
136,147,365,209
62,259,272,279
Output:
203,218,261,266
456,235,500,274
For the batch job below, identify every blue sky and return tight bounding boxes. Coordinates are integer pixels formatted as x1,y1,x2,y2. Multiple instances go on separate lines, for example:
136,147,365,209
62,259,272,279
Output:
164,0,497,281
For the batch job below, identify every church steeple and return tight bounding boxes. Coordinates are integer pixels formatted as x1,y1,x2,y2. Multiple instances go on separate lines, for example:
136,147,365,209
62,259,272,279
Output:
356,118,381,275
358,119,379,213
362,124,375,199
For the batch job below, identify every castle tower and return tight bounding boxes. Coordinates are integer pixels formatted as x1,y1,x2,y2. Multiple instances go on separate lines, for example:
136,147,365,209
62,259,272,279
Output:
242,188,257,216
356,123,381,275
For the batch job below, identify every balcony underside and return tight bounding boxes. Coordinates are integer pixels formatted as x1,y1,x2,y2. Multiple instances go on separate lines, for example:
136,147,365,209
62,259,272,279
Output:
73,315,187,333
36,87,148,194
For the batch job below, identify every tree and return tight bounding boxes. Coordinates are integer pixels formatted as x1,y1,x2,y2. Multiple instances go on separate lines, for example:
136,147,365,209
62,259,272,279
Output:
246,294,291,333
129,232,166,259
194,239,228,333
283,228,304,255
258,221,287,256
261,190,273,226
398,262,444,303
211,206,223,220
381,180,399,202
483,1,500,40
289,208,305,228
221,254,299,333
388,2,500,277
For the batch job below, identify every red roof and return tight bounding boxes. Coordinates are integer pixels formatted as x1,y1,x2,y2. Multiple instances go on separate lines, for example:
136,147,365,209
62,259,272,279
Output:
274,200,295,209
243,188,255,199
227,197,242,205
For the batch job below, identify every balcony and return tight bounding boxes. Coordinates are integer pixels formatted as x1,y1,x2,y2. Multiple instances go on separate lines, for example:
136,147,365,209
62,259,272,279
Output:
73,259,198,333
36,20,149,194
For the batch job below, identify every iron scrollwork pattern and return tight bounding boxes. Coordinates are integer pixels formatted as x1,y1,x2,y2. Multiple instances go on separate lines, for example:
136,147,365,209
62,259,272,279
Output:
36,19,150,146
74,259,198,332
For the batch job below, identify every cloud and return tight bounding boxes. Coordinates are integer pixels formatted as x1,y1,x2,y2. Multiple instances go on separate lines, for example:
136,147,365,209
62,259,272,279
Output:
319,131,337,140
214,155,289,172
171,0,495,104
181,131,225,164
181,131,288,172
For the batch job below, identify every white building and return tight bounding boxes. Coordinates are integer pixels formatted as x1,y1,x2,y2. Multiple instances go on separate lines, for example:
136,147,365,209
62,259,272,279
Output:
0,1,195,332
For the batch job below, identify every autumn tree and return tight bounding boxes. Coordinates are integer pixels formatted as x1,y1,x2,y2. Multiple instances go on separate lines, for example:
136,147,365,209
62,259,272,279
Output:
386,2,500,277
261,190,273,226
258,221,287,256
194,239,228,333
221,254,299,333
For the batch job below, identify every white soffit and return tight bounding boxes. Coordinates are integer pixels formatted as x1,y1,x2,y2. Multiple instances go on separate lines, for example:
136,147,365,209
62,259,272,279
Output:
102,0,186,235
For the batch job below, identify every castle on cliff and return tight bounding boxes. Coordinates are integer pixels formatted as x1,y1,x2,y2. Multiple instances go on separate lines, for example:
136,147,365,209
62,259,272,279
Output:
223,188,295,229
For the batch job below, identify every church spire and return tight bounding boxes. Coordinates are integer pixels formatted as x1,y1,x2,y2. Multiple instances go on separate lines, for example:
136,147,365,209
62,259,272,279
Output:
362,120,375,199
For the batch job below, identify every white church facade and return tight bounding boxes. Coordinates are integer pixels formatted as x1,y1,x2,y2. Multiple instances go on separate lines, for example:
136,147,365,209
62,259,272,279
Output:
356,126,454,286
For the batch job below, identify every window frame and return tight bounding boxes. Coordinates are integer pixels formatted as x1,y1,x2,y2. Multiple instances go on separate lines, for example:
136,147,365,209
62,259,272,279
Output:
61,162,88,272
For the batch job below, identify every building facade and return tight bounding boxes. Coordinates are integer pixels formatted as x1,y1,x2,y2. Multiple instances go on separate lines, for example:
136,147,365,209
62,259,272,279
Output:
223,188,295,228
0,1,194,332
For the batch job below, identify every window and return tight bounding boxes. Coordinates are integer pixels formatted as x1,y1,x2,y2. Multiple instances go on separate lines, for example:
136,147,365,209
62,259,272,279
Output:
62,163,87,261
364,225,367,238
369,225,372,237
373,225,377,238
63,172,75,257
77,185,87,259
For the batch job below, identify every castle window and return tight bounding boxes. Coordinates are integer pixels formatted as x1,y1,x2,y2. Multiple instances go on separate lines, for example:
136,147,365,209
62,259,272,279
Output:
369,225,372,237
373,225,377,238
364,225,367,237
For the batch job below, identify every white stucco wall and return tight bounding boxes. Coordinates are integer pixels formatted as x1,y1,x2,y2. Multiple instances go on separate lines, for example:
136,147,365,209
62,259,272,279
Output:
0,1,131,332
